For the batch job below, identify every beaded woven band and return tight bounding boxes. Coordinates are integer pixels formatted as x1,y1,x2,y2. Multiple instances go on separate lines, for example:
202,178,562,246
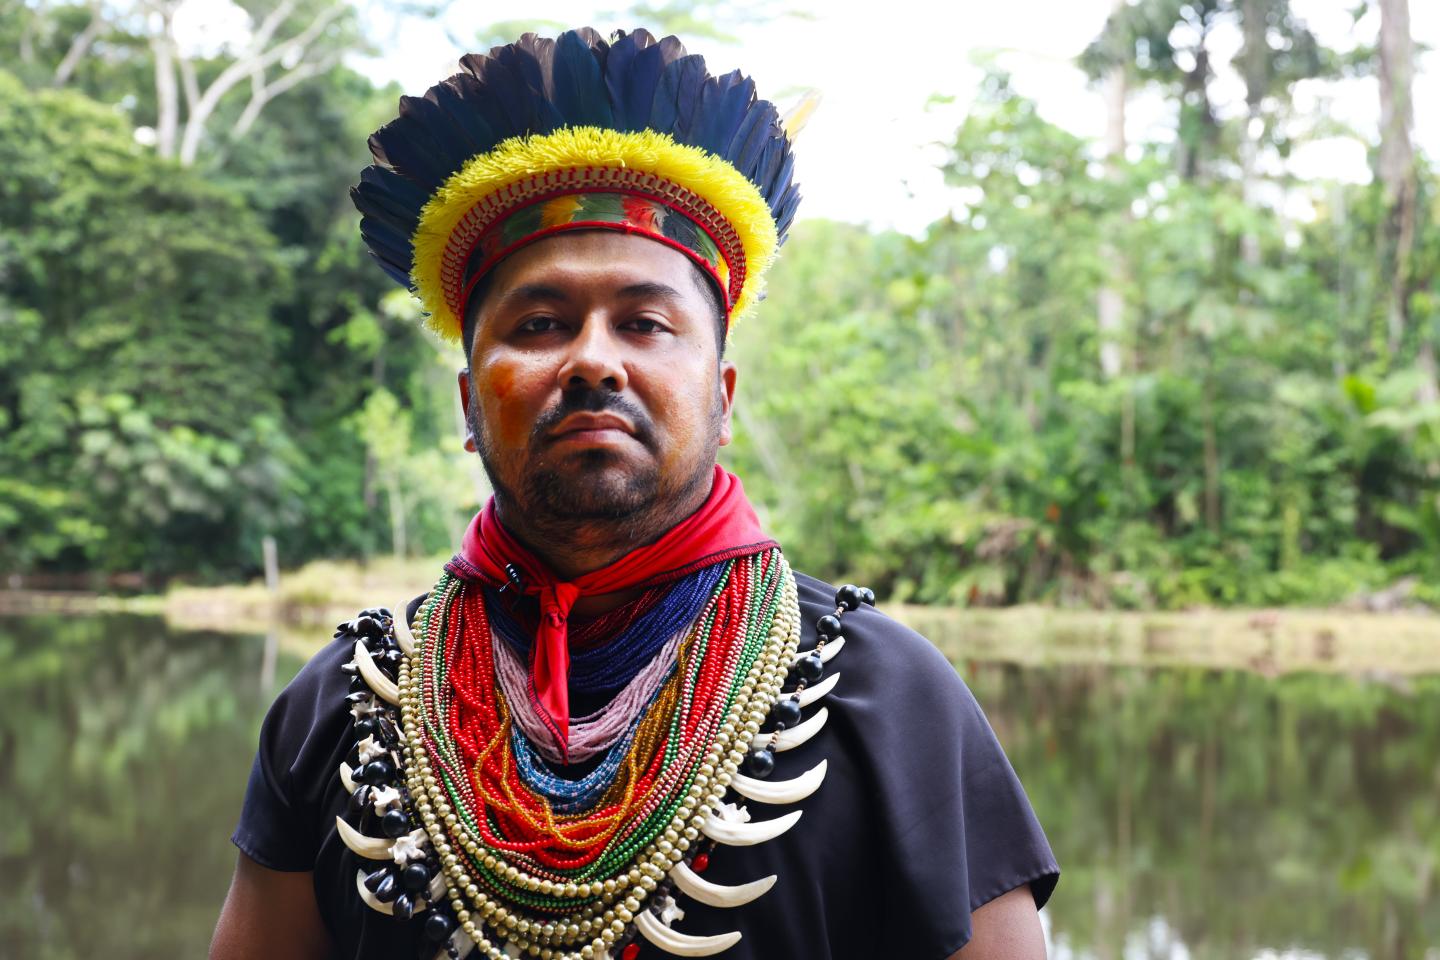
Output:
459,190,734,319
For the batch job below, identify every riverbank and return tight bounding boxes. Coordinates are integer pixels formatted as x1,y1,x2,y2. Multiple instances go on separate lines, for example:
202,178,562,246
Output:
3,556,1438,675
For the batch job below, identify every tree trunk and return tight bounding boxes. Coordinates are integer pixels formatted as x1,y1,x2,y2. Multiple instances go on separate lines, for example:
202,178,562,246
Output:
53,1,104,87
1202,359,1222,534
1238,0,1268,266
1377,0,1416,360
152,31,179,158
1097,12,1127,382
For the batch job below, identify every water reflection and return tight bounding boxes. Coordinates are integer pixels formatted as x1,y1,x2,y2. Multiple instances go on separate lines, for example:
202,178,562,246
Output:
0,614,1435,959
0,613,306,959
963,662,1440,960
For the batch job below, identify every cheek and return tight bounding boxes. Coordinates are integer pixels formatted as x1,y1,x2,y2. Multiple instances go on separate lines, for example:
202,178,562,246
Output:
648,361,718,455
475,354,550,448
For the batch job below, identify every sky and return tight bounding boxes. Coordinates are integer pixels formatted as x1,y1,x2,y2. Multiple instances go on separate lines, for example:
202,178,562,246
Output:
337,0,1440,236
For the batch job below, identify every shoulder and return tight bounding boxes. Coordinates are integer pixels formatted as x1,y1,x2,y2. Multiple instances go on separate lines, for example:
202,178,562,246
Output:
792,569,970,703
254,606,412,795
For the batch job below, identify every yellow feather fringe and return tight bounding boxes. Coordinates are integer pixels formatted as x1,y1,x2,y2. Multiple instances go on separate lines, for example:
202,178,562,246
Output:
411,127,779,343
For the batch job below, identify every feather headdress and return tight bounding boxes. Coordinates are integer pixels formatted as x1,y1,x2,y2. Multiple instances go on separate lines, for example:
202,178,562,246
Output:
351,28,802,343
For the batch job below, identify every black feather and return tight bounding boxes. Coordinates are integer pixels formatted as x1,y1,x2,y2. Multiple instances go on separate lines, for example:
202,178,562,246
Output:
459,55,541,140
426,77,499,158
359,218,414,282
396,93,472,180
495,34,549,96
369,114,454,191
352,179,421,239
359,164,429,214
552,29,613,128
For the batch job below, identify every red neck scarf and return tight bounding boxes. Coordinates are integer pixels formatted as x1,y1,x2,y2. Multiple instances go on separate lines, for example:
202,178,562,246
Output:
446,466,776,749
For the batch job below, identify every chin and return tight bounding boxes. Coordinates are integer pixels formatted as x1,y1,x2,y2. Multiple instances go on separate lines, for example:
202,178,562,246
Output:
527,452,659,520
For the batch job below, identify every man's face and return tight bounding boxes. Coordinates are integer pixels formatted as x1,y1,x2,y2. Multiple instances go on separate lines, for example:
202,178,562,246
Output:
460,231,737,528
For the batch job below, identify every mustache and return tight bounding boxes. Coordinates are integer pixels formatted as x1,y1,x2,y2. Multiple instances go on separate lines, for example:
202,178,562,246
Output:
532,388,656,448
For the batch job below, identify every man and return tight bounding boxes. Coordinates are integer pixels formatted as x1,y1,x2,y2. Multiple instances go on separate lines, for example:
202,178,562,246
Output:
212,28,1057,960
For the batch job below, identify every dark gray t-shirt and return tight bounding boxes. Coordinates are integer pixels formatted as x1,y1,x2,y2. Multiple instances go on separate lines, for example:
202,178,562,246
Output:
232,571,1059,959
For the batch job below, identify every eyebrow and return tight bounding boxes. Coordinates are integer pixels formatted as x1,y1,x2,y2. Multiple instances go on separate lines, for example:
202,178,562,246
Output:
495,282,571,308
615,281,686,303
493,279,690,314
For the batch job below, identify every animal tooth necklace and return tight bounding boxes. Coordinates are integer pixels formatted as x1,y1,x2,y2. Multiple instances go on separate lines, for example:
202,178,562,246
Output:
336,548,867,959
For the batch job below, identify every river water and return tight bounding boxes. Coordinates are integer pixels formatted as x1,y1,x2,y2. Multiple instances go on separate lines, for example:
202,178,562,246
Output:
1,612,1436,959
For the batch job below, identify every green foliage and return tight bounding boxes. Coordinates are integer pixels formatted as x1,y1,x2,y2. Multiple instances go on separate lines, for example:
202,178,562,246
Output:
729,68,1439,608
0,71,292,576
1,5,1436,607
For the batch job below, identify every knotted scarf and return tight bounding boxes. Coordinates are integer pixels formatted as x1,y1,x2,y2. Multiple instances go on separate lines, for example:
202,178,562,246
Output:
445,465,776,751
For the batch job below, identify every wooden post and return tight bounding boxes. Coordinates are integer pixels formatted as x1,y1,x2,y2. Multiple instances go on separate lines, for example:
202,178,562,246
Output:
260,535,279,690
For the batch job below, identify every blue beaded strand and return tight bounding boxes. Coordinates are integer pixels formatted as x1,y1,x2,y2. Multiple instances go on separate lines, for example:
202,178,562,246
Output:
486,563,726,694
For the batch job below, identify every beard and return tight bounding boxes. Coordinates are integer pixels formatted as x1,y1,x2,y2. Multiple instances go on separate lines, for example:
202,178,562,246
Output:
468,380,720,543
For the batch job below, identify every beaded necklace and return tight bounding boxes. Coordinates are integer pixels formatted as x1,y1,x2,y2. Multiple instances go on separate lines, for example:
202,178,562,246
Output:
335,555,874,960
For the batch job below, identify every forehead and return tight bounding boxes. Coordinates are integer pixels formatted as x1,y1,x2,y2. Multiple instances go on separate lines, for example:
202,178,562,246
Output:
483,230,706,301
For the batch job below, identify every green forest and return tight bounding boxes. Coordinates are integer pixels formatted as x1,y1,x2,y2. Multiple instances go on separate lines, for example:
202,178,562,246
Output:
2,0,1438,610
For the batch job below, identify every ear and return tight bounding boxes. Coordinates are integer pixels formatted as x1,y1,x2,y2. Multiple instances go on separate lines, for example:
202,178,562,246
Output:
457,368,477,452
716,360,738,447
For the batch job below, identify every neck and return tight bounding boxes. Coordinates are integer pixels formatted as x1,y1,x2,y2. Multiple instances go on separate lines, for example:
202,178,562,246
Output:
492,468,715,582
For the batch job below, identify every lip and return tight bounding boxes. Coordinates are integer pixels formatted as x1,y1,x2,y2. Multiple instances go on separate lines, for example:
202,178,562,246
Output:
548,412,637,444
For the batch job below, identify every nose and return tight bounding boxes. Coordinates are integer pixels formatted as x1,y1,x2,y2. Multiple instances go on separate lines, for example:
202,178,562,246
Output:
556,316,628,392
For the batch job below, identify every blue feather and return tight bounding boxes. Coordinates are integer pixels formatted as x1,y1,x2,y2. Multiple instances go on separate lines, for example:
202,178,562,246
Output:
552,29,613,127
693,70,754,156
603,29,656,129
619,35,685,133
650,54,707,141
750,135,786,207
766,148,796,216
727,102,780,185
773,183,801,238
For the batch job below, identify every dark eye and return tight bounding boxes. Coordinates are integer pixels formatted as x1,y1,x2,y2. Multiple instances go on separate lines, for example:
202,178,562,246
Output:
518,316,562,334
624,316,668,334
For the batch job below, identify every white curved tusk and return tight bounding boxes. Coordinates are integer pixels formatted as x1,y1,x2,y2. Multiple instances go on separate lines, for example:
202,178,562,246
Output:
773,706,828,752
702,808,802,847
354,639,400,705
730,759,827,806
393,606,417,656
335,814,394,860
792,636,844,669
340,762,357,794
428,872,446,902
795,672,840,708
669,859,776,909
634,909,742,956
356,868,395,915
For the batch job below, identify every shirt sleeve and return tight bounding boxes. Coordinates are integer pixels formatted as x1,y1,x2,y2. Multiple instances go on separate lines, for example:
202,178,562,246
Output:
231,636,353,872
824,590,1060,958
